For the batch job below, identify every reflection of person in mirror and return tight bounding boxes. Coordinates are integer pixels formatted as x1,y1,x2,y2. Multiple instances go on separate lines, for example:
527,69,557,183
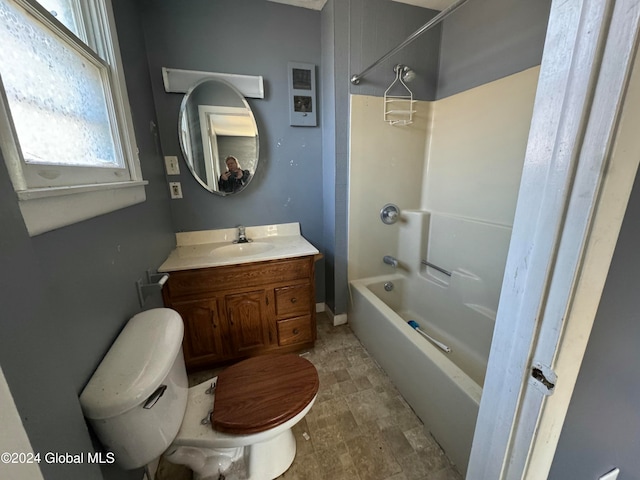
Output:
218,156,250,193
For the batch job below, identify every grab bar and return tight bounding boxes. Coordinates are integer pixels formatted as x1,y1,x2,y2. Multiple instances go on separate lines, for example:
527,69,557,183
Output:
421,260,452,277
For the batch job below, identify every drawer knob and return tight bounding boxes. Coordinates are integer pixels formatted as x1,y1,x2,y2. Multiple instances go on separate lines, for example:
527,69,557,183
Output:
293,328,299,334
290,298,297,304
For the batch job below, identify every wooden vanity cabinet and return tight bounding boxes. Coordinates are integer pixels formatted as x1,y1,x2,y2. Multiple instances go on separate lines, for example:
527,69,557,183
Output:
170,297,226,366
162,255,317,370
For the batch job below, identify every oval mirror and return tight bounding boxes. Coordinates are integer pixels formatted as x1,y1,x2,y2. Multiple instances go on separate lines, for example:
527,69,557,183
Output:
179,79,259,196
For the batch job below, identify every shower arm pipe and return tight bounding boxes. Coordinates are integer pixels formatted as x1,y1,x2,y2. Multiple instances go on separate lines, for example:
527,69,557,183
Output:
350,0,469,85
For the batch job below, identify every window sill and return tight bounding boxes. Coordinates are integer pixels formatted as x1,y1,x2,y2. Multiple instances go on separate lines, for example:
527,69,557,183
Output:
17,180,148,236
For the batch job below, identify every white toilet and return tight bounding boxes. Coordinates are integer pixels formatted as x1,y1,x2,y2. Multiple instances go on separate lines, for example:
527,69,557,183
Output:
79,308,319,480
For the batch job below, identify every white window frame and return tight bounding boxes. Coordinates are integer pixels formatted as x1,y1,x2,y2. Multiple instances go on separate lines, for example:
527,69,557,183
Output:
0,0,147,236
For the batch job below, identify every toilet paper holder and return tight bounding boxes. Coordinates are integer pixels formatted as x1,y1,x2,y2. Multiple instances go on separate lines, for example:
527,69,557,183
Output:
137,270,169,307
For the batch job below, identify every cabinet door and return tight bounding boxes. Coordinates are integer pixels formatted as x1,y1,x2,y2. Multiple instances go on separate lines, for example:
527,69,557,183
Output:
225,290,271,355
172,298,226,368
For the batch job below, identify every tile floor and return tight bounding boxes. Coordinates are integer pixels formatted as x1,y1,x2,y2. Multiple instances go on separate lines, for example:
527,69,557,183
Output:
156,312,463,480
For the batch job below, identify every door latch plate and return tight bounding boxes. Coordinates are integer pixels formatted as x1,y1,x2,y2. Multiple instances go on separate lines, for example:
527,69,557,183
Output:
530,362,556,395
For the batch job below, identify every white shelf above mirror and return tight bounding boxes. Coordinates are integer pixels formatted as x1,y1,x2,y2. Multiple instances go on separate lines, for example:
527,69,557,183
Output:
162,67,264,99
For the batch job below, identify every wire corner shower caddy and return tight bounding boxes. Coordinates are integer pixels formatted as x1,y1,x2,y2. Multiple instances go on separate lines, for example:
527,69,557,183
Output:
384,64,417,126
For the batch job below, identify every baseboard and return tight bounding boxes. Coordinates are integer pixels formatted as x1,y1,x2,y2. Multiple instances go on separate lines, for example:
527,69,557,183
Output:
316,302,325,313
324,304,348,326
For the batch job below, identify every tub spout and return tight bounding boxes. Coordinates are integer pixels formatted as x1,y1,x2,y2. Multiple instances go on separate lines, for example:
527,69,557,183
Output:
383,255,399,268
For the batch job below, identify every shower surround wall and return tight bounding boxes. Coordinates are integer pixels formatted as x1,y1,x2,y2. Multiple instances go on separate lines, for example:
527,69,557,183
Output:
327,0,550,317
349,66,540,283
348,96,431,281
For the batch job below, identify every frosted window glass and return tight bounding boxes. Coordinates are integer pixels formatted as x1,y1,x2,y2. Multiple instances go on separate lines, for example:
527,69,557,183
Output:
0,0,119,167
33,0,79,37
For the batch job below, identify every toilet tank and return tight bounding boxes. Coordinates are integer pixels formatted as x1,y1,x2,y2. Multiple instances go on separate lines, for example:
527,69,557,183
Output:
79,308,188,470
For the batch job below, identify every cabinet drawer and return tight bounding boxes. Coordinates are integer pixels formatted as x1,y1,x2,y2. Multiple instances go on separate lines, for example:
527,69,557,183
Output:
277,316,313,346
275,284,312,318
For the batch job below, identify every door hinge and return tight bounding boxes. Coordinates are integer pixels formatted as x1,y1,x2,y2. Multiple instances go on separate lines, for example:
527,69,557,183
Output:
530,362,557,396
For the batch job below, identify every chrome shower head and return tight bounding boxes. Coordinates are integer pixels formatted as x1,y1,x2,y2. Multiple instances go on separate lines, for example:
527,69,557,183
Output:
394,64,416,83
402,67,416,83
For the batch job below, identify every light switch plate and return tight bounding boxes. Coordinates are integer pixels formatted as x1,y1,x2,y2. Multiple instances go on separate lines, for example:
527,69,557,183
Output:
169,182,183,199
164,156,180,175
599,467,620,480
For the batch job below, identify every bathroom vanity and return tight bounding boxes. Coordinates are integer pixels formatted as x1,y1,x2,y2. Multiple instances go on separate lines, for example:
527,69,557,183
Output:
159,223,320,370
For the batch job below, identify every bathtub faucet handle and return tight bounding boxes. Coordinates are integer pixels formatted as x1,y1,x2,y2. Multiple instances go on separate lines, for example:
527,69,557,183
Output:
380,203,400,225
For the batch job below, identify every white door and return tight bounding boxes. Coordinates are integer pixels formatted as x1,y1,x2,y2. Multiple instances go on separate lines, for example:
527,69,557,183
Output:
467,1,640,478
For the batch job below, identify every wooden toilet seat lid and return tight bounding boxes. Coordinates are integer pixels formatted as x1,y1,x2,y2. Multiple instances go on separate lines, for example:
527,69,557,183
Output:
211,354,319,434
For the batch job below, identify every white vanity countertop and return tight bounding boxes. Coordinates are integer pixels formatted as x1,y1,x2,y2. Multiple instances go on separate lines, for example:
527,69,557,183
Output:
158,222,320,272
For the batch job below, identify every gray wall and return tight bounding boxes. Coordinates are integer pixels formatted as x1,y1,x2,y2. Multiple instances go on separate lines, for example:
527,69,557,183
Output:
139,0,326,302
139,0,440,315
0,0,175,479
548,167,640,478
348,0,440,100
0,1,568,478
140,0,529,318
437,0,551,99
321,0,440,313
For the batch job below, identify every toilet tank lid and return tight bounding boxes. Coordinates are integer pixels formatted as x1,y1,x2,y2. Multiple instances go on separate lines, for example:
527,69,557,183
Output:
79,308,184,420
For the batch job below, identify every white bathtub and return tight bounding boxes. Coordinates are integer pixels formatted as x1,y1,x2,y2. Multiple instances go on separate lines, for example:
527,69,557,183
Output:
349,273,492,475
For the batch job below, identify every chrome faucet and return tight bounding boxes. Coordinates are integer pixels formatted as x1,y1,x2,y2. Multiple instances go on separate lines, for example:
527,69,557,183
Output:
383,255,399,268
234,225,250,244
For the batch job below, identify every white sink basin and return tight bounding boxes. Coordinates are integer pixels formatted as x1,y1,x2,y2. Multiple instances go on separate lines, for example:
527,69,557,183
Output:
212,242,275,259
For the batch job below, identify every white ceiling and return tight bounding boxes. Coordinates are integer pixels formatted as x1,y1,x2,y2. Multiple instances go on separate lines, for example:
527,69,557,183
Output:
266,0,327,10
391,0,454,10
266,0,452,12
